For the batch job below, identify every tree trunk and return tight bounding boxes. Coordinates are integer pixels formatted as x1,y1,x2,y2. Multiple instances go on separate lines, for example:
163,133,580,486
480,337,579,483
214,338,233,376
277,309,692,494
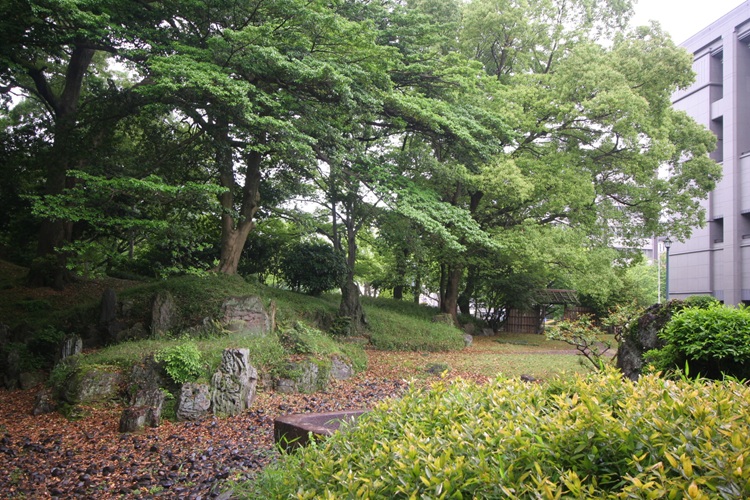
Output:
458,264,478,316
338,203,366,335
216,140,262,275
392,248,409,300
28,46,95,288
440,265,462,325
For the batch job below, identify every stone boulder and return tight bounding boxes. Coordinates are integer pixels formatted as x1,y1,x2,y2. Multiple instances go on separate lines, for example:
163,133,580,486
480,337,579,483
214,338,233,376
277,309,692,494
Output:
19,371,46,390
617,302,680,381
128,356,169,397
274,358,331,394
3,349,20,389
211,349,258,416
62,366,124,404
32,387,57,415
463,334,473,347
119,388,165,432
176,383,211,421
221,296,272,335
426,363,450,376
330,356,354,380
151,290,178,336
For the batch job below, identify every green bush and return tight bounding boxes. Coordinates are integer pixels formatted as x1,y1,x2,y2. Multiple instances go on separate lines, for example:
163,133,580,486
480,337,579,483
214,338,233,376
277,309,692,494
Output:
277,322,367,373
647,303,750,380
154,342,204,384
245,369,750,499
279,241,347,296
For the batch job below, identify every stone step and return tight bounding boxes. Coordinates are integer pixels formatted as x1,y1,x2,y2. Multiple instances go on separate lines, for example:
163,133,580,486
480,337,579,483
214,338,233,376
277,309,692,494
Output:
273,409,368,451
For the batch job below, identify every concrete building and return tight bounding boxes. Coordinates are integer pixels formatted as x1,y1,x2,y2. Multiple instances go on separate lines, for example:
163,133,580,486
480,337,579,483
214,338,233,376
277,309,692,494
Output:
669,1,750,304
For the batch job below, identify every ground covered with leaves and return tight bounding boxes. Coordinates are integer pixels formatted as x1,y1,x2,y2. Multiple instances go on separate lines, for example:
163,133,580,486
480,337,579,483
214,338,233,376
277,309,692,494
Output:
0,366,412,499
0,337,588,498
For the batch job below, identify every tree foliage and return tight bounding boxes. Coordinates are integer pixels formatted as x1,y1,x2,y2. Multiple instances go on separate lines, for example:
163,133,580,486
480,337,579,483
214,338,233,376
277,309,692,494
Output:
280,241,347,296
0,0,722,326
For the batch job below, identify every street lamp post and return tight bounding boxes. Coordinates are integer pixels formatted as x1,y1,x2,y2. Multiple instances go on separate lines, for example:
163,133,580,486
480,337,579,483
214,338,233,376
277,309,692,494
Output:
664,237,672,302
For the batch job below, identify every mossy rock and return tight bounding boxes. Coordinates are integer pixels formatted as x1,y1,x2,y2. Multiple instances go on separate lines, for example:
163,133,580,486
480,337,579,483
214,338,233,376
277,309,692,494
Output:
57,364,125,405
274,357,332,394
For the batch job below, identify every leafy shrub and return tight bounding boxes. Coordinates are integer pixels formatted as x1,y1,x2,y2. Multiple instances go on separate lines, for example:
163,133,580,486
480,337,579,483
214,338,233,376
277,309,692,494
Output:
545,315,613,371
27,326,67,366
279,241,347,296
647,303,750,380
277,322,366,373
1,342,43,374
280,322,342,355
683,294,721,309
246,369,750,498
154,342,203,384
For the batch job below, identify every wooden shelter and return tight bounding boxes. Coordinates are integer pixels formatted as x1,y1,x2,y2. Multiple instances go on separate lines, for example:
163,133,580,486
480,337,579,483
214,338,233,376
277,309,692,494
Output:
503,289,584,334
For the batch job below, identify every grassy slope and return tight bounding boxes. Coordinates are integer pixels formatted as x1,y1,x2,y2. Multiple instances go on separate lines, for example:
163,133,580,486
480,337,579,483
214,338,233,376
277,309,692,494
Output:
1,261,603,380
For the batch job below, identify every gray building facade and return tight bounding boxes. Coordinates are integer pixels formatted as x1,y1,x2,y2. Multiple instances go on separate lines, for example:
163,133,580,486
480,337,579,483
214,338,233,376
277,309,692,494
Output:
670,1,750,304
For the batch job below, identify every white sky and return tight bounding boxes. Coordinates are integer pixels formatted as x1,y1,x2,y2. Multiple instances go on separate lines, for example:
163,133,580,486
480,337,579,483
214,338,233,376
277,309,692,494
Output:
631,0,747,44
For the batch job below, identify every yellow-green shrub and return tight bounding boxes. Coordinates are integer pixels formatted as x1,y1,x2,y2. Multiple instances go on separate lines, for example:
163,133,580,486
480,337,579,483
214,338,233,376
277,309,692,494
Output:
246,369,750,499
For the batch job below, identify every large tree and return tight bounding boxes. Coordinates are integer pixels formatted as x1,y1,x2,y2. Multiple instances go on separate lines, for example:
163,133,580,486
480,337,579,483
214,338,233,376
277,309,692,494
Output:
137,0,394,277
0,0,167,287
416,0,722,322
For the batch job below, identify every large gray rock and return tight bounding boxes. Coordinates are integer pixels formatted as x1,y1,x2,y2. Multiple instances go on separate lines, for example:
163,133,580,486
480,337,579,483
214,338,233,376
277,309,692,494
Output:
19,371,46,389
274,358,331,394
63,366,124,404
330,356,354,380
221,296,272,335
3,349,21,389
463,334,473,347
176,383,211,421
119,388,165,432
151,290,178,336
128,356,169,401
617,302,678,381
32,387,57,415
211,348,258,416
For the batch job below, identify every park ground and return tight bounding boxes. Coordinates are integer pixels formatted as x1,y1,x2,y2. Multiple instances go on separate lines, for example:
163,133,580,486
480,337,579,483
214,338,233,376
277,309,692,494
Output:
0,335,593,499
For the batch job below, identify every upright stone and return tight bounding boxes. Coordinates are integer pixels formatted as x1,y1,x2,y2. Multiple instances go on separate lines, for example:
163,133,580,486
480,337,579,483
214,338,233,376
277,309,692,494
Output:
119,388,165,432
330,356,354,380
60,335,82,361
220,297,271,335
99,288,125,343
100,288,117,326
176,383,211,421
211,349,258,416
32,387,57,415
151,290,178,336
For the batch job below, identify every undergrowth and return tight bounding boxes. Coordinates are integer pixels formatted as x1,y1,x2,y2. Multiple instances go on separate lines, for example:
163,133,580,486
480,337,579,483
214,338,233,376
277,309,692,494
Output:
245,368,750,499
